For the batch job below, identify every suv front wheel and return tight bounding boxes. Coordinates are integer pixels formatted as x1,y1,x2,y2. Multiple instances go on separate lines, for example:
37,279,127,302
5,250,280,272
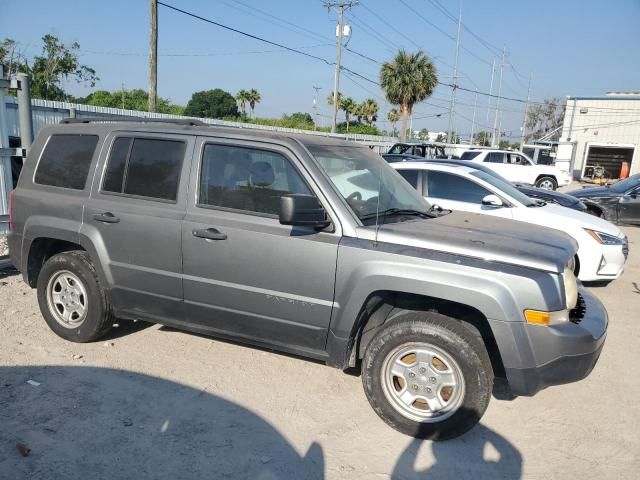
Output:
361,311,493,440
37,251,114,342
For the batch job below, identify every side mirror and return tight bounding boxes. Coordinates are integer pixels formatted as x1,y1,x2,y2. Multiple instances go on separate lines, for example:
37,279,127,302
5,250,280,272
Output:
279,194,330,227
482,194,505,208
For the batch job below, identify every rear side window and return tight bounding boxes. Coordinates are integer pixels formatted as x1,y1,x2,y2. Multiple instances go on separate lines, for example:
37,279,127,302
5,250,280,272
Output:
397,169,419,190
102,137,186,201
35,134,99,189
484,152,505,163
460,151,482,160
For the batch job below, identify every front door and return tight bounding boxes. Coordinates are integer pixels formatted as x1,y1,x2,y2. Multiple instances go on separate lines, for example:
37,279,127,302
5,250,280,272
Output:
83,133,195,321
181,137,339,354
619,187,640,224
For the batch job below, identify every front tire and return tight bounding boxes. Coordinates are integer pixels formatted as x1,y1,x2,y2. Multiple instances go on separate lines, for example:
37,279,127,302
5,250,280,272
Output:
362,311,493,440
535,176,558,190
37,251,114,342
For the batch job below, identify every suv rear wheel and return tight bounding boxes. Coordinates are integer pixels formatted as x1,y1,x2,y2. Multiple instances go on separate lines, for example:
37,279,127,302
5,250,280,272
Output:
361,311,493,440
37,251,114,342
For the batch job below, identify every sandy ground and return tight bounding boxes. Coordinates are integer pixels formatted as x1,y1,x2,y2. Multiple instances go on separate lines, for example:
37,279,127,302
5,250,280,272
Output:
0,235,7,257
0,227,639,480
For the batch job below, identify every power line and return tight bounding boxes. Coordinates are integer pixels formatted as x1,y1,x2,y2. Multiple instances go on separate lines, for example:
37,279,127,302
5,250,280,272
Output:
77,44,332,57
359,2,422,50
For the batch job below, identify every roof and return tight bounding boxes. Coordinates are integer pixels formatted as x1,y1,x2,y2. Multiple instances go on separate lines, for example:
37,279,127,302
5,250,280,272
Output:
566,95,640,101
391,161,478,175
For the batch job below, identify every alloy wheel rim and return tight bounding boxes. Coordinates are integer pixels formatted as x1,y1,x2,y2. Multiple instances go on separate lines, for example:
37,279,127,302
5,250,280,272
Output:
46,270,88,328
381,342,465,423
539,180,554,190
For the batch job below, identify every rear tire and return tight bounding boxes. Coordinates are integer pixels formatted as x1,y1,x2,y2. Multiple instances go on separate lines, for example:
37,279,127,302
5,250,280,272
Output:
361,311,493,440
535,176,558,190
37,251,114,342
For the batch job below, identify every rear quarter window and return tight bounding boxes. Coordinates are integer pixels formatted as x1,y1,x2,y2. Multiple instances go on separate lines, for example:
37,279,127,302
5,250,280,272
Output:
34,134,99,190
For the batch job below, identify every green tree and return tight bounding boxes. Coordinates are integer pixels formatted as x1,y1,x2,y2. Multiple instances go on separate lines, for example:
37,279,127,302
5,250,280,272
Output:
473,131,491,146
380,49,438,142
525,97,566,142
73,88,184,115
1,34,98,100
499,139,511,149
247,88,261,118
417,128,429,140
327,91,343,108
341,97,357,132
360,98,379,126
435,133,446,142
236,89,250,116
185,89,238,118
387,108,400,136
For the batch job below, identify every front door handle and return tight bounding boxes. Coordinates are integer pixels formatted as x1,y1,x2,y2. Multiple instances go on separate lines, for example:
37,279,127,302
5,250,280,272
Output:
93,212,120,224
192,227,227,241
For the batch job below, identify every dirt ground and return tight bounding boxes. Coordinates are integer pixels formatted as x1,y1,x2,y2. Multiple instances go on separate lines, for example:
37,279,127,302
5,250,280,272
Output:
1,227,639,480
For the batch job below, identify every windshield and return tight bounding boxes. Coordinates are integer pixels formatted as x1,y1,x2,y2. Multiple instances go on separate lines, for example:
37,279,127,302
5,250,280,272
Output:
388,143,413,154
307,144,432,223
470,170,537,206
610,173,640,194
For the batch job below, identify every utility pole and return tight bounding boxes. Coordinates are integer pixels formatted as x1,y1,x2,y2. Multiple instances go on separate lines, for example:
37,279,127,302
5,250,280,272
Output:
491,46,506,147
469,89,478,146
148,0,158,112
312,86,322,130
446,3,462,144
325,1,356,133
519,73,532,151
486,58,495,126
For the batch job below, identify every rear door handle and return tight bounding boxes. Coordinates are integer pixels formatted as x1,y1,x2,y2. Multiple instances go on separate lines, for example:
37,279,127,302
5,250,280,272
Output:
93,212,120,224
192,227,227,241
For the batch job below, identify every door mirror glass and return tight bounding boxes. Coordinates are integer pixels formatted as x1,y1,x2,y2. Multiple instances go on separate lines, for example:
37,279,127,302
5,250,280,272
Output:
279,194,330,227
482,194,505,207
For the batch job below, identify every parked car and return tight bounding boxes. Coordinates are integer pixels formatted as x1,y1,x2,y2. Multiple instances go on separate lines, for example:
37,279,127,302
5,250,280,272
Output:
459,149,572,190
404,158,588,213
382,141,446,163
568,173,640,225
9,118,607,440
392,161,628,282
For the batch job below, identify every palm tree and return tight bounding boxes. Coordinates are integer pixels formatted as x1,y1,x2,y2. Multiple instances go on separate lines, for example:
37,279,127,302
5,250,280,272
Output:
327,91,343,108
247,89,261,118
387,108,400,136
341,97,357,132
236,89,249,116
380,49,438,142
361,98,379,126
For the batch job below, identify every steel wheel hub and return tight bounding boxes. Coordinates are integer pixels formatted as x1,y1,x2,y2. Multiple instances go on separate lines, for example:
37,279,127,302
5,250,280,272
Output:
381,343,465,423
46,270,88,328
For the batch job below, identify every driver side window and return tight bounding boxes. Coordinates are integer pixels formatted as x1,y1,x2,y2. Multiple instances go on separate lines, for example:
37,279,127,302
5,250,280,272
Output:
426,171,492,204
484,152,505,163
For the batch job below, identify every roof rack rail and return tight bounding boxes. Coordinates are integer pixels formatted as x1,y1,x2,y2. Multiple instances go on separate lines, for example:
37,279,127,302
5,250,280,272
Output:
60,116,208,126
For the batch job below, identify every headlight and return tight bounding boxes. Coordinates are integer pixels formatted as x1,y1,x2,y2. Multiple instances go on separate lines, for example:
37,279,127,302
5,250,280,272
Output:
584,228,624,245
563,266,578,310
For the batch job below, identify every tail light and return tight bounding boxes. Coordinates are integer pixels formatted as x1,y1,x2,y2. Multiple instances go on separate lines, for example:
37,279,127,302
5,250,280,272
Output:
9,189,14,232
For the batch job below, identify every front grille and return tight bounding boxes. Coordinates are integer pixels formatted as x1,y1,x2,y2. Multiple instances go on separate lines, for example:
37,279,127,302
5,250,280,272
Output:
569,293,586,324
623,237,629,259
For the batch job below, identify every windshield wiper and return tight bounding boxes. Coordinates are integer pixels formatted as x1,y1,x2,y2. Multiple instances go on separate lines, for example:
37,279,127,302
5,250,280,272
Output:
360,208,434,221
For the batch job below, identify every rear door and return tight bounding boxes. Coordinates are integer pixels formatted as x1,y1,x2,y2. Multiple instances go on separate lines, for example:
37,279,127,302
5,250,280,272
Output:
82,132,194,321
505,152,534,184
619,187,640,224
481,152,510,180
181,137,339,354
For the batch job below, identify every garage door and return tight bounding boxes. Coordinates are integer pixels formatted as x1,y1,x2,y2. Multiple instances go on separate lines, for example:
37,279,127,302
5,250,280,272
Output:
584,146,634,180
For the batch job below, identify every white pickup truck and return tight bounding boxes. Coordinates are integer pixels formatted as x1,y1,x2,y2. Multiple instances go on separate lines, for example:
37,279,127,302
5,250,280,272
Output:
460,149,572,190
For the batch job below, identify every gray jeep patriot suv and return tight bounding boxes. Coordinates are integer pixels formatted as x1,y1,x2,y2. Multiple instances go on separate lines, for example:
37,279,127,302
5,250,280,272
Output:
8,118,607,440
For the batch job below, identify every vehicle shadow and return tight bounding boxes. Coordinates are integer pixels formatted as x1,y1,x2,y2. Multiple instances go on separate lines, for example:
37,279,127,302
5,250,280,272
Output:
0,366,325,480
102,319,154,340
391,420,523,479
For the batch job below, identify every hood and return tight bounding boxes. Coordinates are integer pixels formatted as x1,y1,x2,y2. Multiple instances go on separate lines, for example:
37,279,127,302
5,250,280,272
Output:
537,203,623,236
568,186,615,198
358,211,577,273
517,185,581,207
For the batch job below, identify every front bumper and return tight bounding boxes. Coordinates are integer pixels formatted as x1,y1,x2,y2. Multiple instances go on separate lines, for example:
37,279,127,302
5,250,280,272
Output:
578,242,626,281
502,287,607,396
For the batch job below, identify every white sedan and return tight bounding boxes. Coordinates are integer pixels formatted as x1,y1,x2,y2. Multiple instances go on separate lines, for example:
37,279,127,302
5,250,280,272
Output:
391,161,627,282
460,149,572,190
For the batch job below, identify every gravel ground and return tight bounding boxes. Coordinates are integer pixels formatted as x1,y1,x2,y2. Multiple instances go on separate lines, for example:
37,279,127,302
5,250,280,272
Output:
1,226,639,480
0,235,7,257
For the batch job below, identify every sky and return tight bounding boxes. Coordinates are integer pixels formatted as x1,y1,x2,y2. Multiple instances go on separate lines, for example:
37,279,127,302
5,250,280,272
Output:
1,0,639,140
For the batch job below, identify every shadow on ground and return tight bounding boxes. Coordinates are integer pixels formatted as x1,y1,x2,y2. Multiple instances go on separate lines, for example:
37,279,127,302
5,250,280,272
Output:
0,366,522,479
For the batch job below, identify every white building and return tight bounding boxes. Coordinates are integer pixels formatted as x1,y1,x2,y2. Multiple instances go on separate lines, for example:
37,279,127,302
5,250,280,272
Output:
559,92,640,180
